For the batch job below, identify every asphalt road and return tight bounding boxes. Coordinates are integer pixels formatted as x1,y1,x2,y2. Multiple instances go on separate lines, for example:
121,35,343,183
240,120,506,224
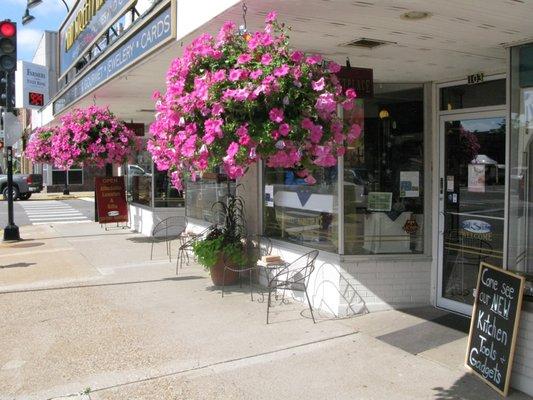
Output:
0,198,95,228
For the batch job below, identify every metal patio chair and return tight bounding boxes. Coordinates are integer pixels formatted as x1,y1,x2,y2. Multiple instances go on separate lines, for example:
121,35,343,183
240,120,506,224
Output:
221,235,273,300
176,224,216,274
266,249,319,324
150,216,187,262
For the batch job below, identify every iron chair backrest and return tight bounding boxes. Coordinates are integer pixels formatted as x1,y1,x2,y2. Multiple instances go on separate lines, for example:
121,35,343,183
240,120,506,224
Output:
181,224,217,247
270,249,319,290
152,216,187,237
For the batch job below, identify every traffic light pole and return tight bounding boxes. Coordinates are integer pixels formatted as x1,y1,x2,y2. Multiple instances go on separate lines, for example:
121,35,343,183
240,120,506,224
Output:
2,73,19,240
4,144,19,240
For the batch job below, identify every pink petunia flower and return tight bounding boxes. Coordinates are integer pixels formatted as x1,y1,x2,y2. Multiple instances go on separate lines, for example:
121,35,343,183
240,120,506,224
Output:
312,77,325,91
269,108,284,123
265,11,277,23
261,53,273,65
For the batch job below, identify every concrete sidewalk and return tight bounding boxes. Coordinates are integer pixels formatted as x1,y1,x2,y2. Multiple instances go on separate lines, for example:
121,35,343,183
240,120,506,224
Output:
0,223,530,400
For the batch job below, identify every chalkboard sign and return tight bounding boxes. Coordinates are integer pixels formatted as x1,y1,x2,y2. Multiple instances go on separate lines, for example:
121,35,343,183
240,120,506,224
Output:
466,262,526,396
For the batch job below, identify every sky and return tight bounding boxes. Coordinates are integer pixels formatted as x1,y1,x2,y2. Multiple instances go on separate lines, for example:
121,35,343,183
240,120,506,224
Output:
2,0,74,62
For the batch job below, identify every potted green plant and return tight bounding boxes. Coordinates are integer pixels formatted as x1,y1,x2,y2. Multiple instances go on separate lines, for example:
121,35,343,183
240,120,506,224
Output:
192,193,247,285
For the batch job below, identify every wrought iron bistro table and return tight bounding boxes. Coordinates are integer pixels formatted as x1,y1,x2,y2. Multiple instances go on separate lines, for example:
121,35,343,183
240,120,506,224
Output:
256,259,290,304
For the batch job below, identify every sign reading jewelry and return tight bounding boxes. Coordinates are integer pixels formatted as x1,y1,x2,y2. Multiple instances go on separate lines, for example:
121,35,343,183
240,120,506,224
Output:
54,6,172,114
59,0,132,76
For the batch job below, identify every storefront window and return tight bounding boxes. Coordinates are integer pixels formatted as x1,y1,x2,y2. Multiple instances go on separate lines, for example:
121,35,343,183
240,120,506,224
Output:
344,84,424,254
509,44,533,281
154,171,184,208
264,167,338,253
52,167,83,185
126,146,152,207
440,79,505,111
261,84,423,255
186,178,235,224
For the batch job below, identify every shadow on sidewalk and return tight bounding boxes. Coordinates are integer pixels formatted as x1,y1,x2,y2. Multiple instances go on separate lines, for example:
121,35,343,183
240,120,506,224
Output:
0,275,205,295
0,262,36,269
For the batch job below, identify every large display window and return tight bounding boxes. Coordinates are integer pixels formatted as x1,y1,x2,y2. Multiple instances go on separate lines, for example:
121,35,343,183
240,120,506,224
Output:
186,178,235,224
262,83,425,255
509,44,533,288
126,141,184,208
264,167,338,253
344,84,424,254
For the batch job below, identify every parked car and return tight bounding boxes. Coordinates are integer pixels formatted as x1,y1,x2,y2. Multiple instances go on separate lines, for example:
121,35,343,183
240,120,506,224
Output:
0,173,43,200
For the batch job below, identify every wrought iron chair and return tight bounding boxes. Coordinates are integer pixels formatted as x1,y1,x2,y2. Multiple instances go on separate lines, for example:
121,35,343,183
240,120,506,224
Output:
150,216,187,262
221,235,273,300
176,224,216,274
266,249,319,324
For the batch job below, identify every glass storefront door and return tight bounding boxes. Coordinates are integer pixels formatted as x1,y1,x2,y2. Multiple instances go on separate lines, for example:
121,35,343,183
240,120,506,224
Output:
438,111,507,315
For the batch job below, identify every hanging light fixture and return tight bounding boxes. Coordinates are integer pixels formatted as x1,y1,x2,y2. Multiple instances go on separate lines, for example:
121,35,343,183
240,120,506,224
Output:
27,0,43,8
379,109,390,119
22,8,35,25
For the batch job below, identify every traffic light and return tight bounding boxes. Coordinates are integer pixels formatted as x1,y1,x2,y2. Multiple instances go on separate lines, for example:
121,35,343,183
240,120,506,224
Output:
0,20,17,73
0,71,15,110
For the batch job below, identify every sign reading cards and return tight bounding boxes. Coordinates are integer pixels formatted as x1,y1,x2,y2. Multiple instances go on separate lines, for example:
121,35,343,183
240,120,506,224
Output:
15,61,49,110
466,262,526,396
95,176,128,223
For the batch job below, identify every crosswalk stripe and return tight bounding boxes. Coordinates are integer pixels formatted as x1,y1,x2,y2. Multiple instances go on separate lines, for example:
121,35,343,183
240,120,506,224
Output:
20,200,91,225
25,211,83,215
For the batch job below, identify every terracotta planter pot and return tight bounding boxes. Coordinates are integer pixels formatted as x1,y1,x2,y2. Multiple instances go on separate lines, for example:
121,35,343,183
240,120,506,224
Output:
210,253,239,286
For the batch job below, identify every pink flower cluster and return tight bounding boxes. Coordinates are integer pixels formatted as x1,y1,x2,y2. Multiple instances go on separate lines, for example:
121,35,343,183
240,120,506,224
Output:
24,126,56,164
53,106,140,169
148,11,361,190
25,106,140,170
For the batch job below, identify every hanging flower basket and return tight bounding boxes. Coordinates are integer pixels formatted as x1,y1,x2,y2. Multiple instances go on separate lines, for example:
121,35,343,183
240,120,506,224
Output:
148,11,361,189
24,126,57,164
52,105,140,170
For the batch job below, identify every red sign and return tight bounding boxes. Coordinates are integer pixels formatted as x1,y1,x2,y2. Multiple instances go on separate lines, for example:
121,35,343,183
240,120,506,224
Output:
336,66,373,98
95,176,128,223
28,92,44,107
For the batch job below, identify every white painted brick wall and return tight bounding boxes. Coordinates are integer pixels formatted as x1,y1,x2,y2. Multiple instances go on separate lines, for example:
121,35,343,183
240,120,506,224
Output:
511,305,533,396
339,259,432,312
269,240,431,316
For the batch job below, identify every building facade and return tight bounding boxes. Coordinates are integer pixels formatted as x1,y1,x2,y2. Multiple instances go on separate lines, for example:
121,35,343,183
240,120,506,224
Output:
34,0,532,395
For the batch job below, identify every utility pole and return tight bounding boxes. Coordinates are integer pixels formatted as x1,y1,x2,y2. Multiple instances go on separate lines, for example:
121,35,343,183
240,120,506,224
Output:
0,20,20,241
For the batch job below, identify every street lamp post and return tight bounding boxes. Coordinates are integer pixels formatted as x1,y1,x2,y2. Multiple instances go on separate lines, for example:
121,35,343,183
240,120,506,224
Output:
22,0,70,26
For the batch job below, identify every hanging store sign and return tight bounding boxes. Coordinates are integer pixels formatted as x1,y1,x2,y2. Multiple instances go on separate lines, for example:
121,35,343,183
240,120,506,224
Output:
336,66,373,98
125,122,145,136
15,61,49,110
54,5,173,115
95,176,129,223
466,262,525,396
59,0,134,76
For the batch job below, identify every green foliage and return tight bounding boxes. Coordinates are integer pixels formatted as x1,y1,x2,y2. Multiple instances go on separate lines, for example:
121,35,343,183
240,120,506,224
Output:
192,191,247,270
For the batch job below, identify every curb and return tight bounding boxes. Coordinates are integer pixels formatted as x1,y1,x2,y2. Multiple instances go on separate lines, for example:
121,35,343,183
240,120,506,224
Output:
0,195,94,202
